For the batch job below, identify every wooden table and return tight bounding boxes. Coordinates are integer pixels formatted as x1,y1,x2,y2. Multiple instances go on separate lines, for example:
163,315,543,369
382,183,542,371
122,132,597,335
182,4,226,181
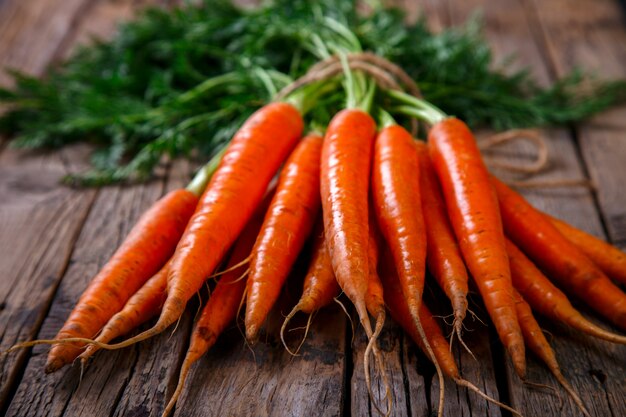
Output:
1,0,625,416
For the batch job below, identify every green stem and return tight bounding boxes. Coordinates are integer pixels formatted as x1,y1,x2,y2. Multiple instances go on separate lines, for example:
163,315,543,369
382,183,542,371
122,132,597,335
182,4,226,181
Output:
387,89,448,126
175,72,241,105
378,108,397,128
186,146,227,196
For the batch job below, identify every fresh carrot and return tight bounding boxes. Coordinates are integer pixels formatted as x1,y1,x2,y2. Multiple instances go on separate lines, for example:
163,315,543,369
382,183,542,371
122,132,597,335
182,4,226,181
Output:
245,133,322,342
280,218,340,355
493,177,626,331
371,124,444,416
320,109,376,339
99,102,303,350
321,108,394,413
43,188,198,372
414,141,469,340
546,214,626,286
364,219,392,416
78,260,170,364
512,289,591,417
378,246,521,417
428,118,526,378
506,238,626,344
162,197,268,417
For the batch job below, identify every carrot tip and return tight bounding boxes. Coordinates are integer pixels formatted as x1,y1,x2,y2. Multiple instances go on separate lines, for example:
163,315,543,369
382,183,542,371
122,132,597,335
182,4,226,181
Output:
45,358,65,374
245,325,260,344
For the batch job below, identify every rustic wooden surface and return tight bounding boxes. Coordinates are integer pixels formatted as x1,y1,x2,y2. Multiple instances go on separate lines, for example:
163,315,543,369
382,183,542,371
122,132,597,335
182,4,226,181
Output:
0,0,625,416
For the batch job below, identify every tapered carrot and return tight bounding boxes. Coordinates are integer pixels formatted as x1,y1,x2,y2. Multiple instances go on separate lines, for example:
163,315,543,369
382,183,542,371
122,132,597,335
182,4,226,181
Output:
99,102,303,350
280,218,340,355
378,246,521,416
364,220,392,416
546,214,626,286
372,124,445,415
42,188,198,372
512,289,590,417
79,260,170,363
506,238,626,344
321,108,394,413
245,133,322,341
414,141,469,340
320,109,376,339
493,177,626,330
162,197,268,417
429,118,525,378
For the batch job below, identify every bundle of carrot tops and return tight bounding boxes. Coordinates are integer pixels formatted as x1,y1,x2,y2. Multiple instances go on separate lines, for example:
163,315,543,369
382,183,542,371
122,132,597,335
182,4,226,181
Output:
4,1,626,416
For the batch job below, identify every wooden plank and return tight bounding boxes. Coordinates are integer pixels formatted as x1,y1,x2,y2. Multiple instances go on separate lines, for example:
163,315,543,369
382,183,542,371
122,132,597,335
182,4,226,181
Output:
0,0,98,409
441,0,626,416
0,0,92,85
172,302,346,417
1,1,183,415
524,0,626,249
351,319,411,417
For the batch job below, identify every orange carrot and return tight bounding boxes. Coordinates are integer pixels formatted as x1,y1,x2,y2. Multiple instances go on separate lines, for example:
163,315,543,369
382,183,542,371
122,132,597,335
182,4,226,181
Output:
321,109,393,412
320,109,376,338
372,124,446,414
79,260,170,363
414,141,469,339
546,214,626,286
493,177,626,331
364,215,392,416
378,247,521,416
245,133,322,341
512,289,590,417
162,198,268,417
101,102,303,349
280,218,340,354
506,238,626,344
44,188,198,372
428,118,525,377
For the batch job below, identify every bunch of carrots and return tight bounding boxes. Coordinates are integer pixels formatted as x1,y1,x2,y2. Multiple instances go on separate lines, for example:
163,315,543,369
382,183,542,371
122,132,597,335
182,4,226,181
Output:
8,23,626,417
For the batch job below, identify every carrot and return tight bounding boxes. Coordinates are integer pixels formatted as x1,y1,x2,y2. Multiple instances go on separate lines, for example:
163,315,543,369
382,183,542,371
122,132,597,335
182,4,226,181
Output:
280,218,340,355
546,214,626,286
320,109,376,339
493,177,626,331
41,188,198,372
245,133,322,342
428,118,526,378
506,238,626,344
371,124,444,416
321,108,394,412
512,289,590,417
78,260,170,364
378,246,521,417
162,198,268,417
99,102,303,350
414,141,469,341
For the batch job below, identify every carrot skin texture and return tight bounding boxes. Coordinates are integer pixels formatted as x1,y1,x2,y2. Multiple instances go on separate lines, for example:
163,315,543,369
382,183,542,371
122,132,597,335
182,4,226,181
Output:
547,215,626,286
298,219,340,314
372,125,427,321
80,261,170,361
321,109,377,329
506,238,626,344
161,103,303,334
415,141,469,329
245,134,323,340
428,118,525,377
365,220,384,321
494,177,626,330
46,188,198,372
